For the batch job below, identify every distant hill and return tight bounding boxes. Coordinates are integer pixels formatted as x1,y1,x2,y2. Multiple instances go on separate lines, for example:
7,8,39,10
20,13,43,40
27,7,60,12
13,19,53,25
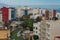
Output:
0,3,9,7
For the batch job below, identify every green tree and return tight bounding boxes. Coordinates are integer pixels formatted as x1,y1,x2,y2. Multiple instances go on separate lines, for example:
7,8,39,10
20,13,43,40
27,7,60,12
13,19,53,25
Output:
27,19,33,28
20,21,27,28
33,35,39,40
52,17,58,20
27,19,33,31
36,16,42,22
20,19,33,31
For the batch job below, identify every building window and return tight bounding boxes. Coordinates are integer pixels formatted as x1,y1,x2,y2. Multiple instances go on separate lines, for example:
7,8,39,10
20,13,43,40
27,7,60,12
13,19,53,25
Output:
34,27,35,29
36,31,37,33
36,27,37,29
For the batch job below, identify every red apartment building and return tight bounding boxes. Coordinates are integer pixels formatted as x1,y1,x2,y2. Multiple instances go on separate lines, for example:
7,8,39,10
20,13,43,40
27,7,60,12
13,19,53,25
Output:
42,9,49,20
1,7,9,22
42,9,56,20
0,7,9,29
53,9,56,17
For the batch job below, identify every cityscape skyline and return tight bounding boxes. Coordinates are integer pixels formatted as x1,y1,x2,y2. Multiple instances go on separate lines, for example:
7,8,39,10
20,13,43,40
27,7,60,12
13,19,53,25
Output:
0,0,60,40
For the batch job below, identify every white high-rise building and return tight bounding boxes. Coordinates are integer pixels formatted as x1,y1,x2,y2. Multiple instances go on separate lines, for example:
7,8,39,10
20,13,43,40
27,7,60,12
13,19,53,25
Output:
39,8,42,16
0,10,3,27
0,10,2,22
33,17,50,40
15,7,24,18
33,22,41,39
30,8,41,19
9,8,11,20
28,8,33,15
22,6,31,15
42,9,46,15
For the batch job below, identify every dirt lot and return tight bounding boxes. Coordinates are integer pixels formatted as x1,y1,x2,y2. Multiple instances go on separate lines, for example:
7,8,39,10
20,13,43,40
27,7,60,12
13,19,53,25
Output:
0,29,10,39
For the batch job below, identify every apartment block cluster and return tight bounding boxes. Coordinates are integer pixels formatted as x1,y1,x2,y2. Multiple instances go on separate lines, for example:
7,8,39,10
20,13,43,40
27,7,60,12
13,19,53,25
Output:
0,6,57,22
0,6,53,40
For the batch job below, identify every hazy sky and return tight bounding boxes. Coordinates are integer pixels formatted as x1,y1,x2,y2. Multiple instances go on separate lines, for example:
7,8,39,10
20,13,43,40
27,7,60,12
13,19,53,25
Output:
0,0,60,9
0,0,60,5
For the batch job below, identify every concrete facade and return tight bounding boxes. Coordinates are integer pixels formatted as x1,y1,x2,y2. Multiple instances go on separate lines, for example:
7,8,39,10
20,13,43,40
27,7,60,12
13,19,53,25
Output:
33,8,40,15
33,22,41,37
40,20,50,40
9,8,11,20
22,6,30,15
15,7,24,18
49,10,53,20
0,9,2,22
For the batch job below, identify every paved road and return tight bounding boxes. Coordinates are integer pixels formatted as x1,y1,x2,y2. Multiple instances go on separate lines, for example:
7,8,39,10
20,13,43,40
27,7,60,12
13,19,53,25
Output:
49,20,60,40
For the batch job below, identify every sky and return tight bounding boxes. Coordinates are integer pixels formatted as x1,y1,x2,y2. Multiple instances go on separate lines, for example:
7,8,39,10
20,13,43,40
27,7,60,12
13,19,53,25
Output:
0,0,60,5
0,0,60,9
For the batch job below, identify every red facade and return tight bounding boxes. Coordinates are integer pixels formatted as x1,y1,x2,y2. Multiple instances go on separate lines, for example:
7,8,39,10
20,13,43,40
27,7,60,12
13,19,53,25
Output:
53,9,56,17
1,7,9,22
42,14,45,17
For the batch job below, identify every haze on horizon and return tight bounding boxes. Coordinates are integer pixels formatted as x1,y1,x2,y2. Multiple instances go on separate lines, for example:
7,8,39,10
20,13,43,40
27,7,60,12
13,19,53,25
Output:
0,0,60,9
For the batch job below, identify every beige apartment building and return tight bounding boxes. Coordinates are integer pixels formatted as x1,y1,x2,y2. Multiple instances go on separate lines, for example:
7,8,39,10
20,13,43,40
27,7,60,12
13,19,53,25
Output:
15,7,24,18
49,10,52,20
39,17,50,40
33,8,40,15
